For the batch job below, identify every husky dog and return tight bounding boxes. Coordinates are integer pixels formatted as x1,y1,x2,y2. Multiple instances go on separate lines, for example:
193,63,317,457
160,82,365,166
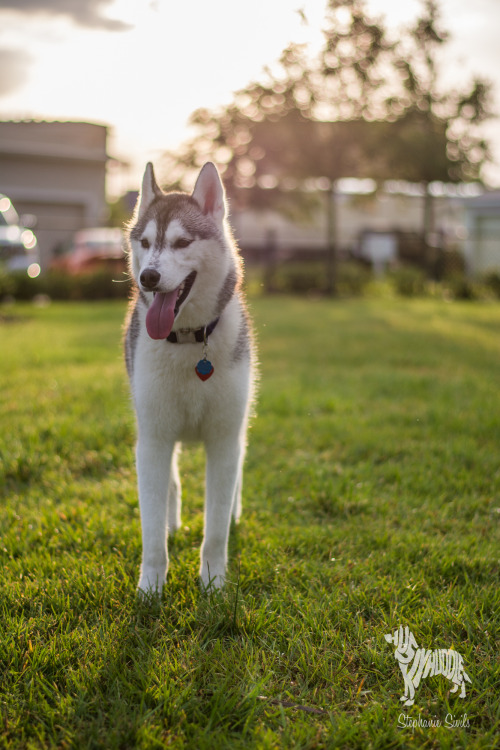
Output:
124,161,255,593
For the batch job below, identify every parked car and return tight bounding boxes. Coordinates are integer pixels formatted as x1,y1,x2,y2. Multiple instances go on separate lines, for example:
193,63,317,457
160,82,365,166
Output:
0,194,40,277
52,227,125,273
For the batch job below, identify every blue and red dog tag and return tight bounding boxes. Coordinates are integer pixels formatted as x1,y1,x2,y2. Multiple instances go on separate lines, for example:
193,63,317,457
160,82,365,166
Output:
195,358,214,381
195,326,215,381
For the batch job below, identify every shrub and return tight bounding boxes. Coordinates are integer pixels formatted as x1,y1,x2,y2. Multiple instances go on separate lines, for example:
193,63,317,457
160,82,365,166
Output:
271,262,326,295
77,271,131,300
390,265,427,297
337,262,372,296
480,270,500,298
445,274,481,301
268,260,371,296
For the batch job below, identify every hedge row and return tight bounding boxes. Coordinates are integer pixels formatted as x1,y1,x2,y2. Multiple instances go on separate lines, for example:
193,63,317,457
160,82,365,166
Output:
268,262,500,300
390,266,500,300
266,261,372,296
1,265,499,302
0,270,133,301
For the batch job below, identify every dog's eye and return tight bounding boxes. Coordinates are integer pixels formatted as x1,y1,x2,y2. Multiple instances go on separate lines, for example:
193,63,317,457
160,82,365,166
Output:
140,238,150,249
174,238,193,250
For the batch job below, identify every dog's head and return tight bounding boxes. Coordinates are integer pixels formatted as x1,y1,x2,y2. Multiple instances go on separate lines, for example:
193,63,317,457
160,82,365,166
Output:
128,162,237,339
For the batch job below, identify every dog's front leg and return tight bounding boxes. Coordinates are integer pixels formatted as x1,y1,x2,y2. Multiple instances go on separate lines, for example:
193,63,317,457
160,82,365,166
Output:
200,436,242,589
136,435,174,594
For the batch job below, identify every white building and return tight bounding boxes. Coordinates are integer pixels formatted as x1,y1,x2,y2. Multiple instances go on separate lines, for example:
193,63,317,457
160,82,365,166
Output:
463,191,500,275
0,121,110,268
231,183,470,270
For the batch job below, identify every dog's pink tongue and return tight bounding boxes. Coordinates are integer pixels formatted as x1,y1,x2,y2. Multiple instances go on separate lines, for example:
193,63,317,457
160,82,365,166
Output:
145,290,178,339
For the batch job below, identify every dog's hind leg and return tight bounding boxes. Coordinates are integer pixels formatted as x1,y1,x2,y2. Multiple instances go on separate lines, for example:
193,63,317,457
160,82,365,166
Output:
231,454,244,523
136,436,174,594
167,443,182,534
231,417,249,523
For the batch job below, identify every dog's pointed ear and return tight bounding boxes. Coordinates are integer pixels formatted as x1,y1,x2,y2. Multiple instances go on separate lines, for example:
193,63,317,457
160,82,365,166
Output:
192,162,225,222
137,162,161,219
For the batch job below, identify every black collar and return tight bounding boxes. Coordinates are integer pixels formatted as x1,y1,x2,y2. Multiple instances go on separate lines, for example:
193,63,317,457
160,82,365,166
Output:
166,317,220,344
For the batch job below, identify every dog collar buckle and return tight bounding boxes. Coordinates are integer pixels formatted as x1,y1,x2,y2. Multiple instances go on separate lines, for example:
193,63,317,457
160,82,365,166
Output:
174,328,198,344
166,317,219,345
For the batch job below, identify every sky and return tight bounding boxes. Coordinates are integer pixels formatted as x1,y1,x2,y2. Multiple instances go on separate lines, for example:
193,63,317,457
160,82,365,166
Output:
1,0,499,197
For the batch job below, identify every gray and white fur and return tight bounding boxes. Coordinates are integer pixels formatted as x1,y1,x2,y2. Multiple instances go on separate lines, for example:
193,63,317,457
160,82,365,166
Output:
124,161,256,593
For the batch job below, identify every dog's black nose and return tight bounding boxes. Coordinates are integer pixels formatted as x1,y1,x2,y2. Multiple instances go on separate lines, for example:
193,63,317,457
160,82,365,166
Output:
140,268,161,290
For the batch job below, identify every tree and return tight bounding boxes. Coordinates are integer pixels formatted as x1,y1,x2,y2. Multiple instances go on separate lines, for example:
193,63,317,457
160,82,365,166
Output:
162,0,493,291
164,0,397,196
376,0,492,265
163,0,398,293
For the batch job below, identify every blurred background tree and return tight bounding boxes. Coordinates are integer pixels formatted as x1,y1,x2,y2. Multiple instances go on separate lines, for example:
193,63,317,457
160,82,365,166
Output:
161,0,493,294
374,0,492,267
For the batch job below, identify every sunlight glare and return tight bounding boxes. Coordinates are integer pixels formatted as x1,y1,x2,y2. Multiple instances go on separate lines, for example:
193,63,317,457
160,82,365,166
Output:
27,263,41,278
21,229,37,249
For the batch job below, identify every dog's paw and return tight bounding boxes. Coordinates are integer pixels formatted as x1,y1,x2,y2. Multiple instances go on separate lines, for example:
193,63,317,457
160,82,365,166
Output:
200,561,225,592
167,518,181,537
137,567,165,596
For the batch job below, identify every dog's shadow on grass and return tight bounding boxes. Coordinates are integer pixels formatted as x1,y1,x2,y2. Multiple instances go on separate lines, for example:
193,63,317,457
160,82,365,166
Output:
182,518,246,638
66,522,248,743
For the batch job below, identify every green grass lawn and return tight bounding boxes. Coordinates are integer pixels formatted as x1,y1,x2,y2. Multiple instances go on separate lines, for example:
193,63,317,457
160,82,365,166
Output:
0,295,499,749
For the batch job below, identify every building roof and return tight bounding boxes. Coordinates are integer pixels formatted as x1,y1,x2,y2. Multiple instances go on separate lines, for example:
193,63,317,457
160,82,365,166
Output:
0,120,109,164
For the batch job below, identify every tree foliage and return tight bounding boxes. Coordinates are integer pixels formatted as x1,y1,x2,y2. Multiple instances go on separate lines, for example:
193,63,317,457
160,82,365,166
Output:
161,0,492,201
377,0,492,185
